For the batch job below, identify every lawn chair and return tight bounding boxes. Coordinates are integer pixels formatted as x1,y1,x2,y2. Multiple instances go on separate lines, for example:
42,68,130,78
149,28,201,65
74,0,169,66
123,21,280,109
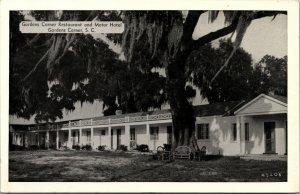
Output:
156,146,171,160
199,146,207,160
194,146,207,161
173,146,193,160
156,146,165,160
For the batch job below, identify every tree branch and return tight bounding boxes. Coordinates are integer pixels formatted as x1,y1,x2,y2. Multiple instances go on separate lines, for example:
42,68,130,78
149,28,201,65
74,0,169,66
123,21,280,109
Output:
192,17,239,49
190,11,286,51
252,11,287,20
182,11,206,44
22,49,50,81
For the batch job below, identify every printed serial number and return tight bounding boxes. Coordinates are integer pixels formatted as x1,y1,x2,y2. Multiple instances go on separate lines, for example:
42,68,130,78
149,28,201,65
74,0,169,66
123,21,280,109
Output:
261,172,281,177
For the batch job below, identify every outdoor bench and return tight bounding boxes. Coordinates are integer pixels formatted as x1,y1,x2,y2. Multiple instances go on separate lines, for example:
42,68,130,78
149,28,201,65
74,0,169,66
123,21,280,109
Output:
173,146,193,160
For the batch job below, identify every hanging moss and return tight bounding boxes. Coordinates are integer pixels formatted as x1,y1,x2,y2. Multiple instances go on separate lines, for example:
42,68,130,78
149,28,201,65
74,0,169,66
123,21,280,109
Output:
122,11,183,64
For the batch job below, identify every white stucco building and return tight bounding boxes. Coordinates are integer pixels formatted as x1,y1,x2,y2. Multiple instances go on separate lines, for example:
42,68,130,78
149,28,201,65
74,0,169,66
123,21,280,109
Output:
10,93,287,156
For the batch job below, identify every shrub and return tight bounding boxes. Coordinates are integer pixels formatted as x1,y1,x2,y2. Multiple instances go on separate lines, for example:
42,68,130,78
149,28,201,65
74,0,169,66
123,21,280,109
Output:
39,145,46,150
49,144,56,149
10,144,27,151
72,145,81,150
117,144,128,151
98,145,106,151
81,145,92,151
59,146,70,150
163,144,172,151
136,144,149,152
29,145,40,150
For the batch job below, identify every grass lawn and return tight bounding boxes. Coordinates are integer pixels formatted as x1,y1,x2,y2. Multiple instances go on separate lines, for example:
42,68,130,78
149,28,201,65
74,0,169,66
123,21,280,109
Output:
9,150,287,182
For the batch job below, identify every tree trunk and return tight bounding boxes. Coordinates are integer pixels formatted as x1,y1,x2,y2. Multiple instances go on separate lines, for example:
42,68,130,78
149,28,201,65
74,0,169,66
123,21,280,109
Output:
166,52,196,150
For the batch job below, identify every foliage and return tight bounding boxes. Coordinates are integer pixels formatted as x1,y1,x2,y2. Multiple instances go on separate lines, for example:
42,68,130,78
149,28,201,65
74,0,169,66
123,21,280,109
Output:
163,144,172,151
98,145,106,151
136,144,149,152
255,55,287,96
29,145,41,150
81,145,92,151
10,11,168,122
10,144,28,151
117,144,128,151
186,40,287,103
72,145,81,150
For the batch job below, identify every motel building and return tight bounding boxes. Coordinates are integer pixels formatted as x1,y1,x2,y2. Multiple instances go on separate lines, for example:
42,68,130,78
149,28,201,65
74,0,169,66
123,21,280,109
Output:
10,93,288,156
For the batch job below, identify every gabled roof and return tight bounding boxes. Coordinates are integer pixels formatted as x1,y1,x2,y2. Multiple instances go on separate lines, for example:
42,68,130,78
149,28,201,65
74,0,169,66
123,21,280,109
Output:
234,93,287,116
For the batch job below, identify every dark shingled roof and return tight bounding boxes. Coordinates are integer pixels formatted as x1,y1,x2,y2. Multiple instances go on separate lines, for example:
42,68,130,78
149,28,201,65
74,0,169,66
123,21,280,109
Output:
93,94,286,120
94,101,245,120
267,94,287,104
93,109,171,121
194,100,245,117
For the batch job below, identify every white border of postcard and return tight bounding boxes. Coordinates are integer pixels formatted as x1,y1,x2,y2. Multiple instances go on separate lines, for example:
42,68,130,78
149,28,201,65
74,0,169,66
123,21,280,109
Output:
1,0,299,192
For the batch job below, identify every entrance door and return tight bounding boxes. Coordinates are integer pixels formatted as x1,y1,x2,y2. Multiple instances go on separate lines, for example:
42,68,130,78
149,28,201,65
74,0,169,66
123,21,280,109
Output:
285,121,287,154
86,131,91,145
130,128,136,149
111,130,113,149
264,122,276,153
167,126,172,144
117,129,121,148
72,131,77,145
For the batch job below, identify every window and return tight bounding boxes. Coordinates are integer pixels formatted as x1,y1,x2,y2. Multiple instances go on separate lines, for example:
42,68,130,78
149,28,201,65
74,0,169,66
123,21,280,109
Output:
245,123,250,141
232,123,237,141
101,130,105,136
130,128,135,141
197,124,209,140
150,127,159,140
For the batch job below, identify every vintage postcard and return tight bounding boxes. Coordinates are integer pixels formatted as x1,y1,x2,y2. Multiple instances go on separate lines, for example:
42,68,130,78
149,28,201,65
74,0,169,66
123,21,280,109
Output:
0,0,299,192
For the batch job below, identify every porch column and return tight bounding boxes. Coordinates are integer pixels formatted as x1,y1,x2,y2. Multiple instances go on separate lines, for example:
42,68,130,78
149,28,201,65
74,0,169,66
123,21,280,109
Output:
240,116,245,154
45,130,50,149
24,132,28,148
146,123,150,146
108,126,112,149
91,128,94,149
37,133,40,147
236,116,241,146
172,124,175,146
68,129,72,148
56,130,59,149
22,133,25,147
29,132,34,146
124,125,130,149
27,133,30,146
79,128,83,146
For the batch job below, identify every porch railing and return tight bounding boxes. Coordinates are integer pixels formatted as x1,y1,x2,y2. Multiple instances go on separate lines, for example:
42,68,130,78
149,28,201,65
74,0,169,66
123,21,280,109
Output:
28,112,172,131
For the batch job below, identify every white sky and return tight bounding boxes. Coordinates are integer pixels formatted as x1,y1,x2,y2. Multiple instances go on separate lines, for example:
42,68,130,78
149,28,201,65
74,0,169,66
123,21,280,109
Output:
10,11,287,124
194,12,287,62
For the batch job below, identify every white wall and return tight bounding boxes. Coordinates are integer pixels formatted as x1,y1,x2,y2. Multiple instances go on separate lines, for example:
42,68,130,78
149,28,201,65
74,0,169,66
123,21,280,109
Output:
195,114,287,156
93,128,109,149
19,113,286,154
148,124,167,150
196,116,239,155
99,123,172,151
